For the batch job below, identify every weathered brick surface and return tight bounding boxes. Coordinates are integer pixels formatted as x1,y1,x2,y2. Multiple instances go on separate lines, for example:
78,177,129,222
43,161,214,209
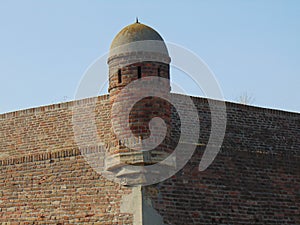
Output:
108,47,173,169
147,95,300,225
0,153,133,224
0,93,299,224
0,95,134,224
109,61,171,153
0,95,110,159
147,147,300,224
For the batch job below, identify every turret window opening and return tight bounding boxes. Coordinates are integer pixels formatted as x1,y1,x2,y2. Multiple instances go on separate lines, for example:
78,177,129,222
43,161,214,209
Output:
138,66,142,79
158,67,161,77
118,69,122,83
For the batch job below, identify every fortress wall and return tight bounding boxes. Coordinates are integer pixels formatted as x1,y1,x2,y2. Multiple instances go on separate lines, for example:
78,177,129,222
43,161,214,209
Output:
0,94,299,224
1,93,298,162
171,93,300,156
0,153,133,224
0,95,111,160
147,146,299,224
221,99,300,156
148,94,300,225
0,95,135,224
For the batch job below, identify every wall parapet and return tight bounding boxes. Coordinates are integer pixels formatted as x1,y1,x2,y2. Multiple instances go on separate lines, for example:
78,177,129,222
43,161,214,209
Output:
0,95,110,119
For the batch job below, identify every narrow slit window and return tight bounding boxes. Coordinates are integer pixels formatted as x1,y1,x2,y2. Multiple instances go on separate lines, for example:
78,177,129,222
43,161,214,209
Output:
138,66,141,79
158,67,161,77
118,69,122,83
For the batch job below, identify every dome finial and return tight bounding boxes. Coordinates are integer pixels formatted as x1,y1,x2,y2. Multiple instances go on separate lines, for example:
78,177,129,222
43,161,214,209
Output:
136,17,139,23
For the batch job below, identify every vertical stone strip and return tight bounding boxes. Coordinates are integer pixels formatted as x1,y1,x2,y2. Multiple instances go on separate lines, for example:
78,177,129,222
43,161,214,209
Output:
120,186,143,225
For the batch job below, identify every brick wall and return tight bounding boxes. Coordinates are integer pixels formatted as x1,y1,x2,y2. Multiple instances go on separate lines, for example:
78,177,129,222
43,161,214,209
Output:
0,95,111,159
0,93,299,224
109,61,171,154
0,153,132,224
147,94,300,224
0,95,134,224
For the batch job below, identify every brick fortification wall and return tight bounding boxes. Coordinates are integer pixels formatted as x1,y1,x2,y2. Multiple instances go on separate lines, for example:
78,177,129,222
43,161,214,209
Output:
147,94,300,225
0,95,134,224
0,93,299,224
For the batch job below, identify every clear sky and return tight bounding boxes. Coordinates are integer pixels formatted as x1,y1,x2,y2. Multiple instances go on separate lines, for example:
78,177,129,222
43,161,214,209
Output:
0,0,299,114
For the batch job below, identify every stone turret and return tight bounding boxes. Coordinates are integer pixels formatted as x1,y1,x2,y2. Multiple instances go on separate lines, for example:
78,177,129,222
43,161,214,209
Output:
106,21,172,182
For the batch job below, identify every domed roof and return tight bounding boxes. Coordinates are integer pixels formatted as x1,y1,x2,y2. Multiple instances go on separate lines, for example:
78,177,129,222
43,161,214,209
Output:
108,21,170,62
110,21,165,50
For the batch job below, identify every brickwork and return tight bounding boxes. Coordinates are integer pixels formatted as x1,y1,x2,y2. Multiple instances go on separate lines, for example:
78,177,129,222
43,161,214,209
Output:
107,45,173,171
108,60,171,153
1,21,298,224
146,146,300,224
147,95,300,224
0,93,299,224
0,95,110,160
0,152,133,224
0,95,136,224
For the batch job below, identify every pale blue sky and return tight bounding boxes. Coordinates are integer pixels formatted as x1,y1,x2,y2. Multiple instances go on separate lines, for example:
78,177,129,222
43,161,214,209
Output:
0,0,299,113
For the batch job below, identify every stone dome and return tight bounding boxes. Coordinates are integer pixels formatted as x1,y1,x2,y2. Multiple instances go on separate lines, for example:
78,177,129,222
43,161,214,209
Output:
109,21,169,57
